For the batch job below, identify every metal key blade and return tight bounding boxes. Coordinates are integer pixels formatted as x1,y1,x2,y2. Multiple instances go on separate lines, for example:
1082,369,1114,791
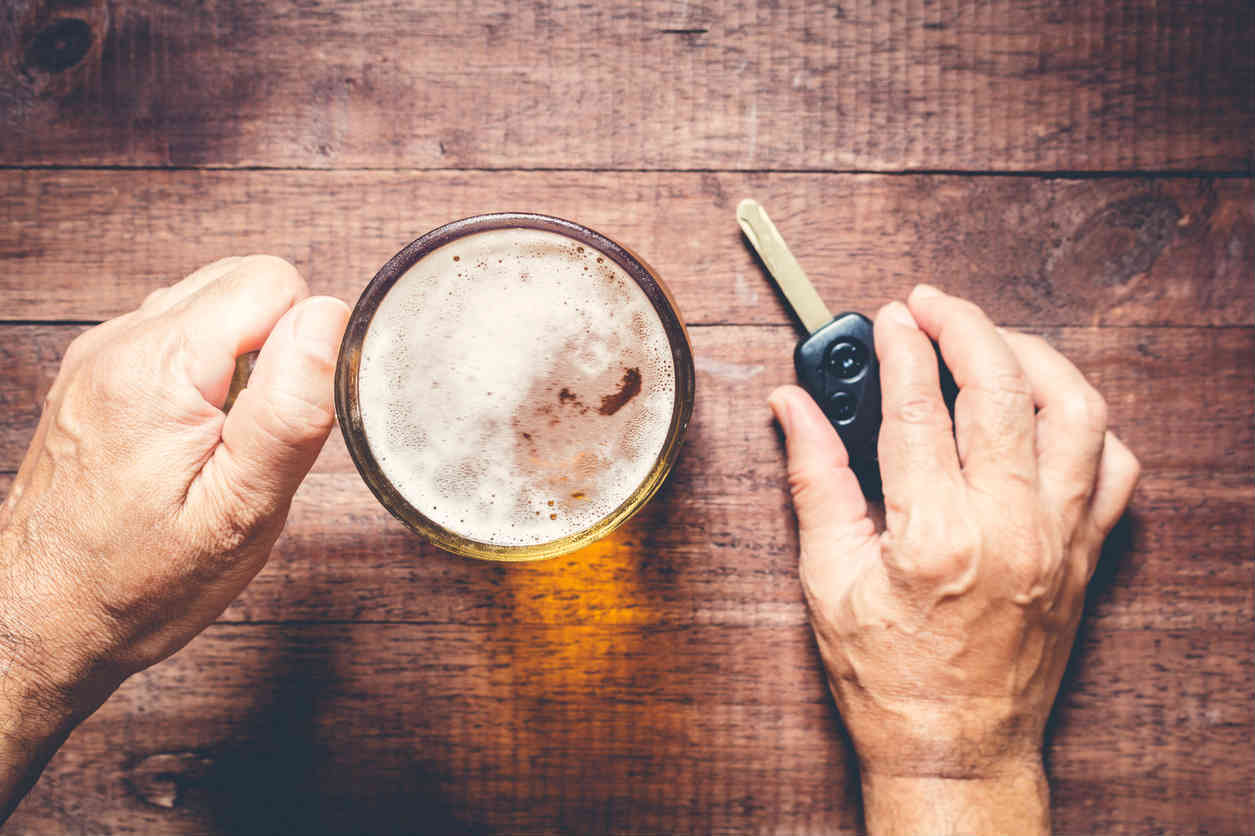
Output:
736,198,832,334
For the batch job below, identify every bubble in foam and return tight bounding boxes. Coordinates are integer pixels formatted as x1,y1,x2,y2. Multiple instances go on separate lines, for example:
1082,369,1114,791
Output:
357,227,676,546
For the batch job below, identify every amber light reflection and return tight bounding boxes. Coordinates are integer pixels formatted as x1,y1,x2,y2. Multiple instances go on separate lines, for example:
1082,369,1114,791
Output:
489,527,692,809
499,529,658,629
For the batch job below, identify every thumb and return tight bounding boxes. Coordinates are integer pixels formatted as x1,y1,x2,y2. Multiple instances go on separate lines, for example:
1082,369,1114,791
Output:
201,296,351,529
768,385,872,544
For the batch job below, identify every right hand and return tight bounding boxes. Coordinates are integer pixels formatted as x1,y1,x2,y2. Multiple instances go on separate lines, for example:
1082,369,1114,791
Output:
770,285,1139,830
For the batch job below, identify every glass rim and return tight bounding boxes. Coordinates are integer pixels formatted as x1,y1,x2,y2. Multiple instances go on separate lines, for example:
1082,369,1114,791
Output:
334,212,696,561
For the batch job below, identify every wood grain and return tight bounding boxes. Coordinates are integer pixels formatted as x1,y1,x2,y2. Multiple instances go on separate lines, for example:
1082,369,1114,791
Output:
3,325,1252,633
2,1,1253,830
4,623,1250,835
5,324,1251,474
0,460,1250,635
1,0,1251,171
2,171,1251,325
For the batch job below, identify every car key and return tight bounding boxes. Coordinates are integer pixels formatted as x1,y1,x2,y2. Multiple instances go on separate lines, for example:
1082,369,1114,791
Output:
737,198,955,499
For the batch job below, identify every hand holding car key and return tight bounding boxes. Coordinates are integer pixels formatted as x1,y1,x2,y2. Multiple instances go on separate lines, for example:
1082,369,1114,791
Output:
737,199,956,498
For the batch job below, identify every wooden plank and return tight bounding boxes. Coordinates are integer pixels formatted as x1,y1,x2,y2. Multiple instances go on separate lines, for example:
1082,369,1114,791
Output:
1,463,1248,633
4,324,1251,475
1049,627,1254,835
240,469,1255,632
3,325,1252,631
2,171,1251,325
5,623,1251,835
1,0,1250,171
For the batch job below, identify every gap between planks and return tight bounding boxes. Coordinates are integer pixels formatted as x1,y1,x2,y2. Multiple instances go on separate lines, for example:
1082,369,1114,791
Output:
3,320,1253,329
0,165,1251,178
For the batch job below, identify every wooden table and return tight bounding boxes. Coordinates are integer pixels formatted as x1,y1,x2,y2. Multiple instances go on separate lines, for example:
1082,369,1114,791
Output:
2,2,1252,833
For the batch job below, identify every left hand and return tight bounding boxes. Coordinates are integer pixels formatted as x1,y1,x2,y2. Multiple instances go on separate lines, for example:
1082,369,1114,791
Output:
0,256,349,820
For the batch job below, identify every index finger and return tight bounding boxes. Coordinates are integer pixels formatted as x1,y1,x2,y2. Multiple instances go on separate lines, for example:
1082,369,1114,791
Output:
907,285,1037,493
138,256,246,317
163,255,309,407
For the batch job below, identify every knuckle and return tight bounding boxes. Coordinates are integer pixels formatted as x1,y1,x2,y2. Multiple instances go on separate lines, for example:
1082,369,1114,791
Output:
1019,332,1053,358
265,386,337,441
1114,441,1142,483
985,371,1033,408
242,253,294,272
1060,388,1108,434
1017,331,1047,350
85,351,139,404
914,546,972,583
239,254,308,296
1020,535,1067,598
891,386,949,427
893,520,977,582
786,462,827,509
62,327,100,367
61,313,139,370
1088,393,1109,432
956,298,989,321
203,255,244,272
940,296,993,331
1029,337,1057,364
898,397,937,425
1125,450,1142,482
141,286,169,309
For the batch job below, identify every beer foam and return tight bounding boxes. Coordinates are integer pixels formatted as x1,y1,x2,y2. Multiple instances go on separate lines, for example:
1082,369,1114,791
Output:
357,227,676,547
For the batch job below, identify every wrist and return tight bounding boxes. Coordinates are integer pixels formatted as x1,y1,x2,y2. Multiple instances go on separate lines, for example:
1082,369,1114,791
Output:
843,691,1047,778
0,655,89,737
0,527,126,724
0,591,118,822
0,661,86,823
861,760,1050,836
0,527,122,822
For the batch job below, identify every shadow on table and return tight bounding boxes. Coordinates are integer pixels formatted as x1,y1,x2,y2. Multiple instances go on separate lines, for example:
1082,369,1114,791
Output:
802,629,867,831
181,408,846,835
196,628,481,836
1043,510,1140,762
186,494,696,836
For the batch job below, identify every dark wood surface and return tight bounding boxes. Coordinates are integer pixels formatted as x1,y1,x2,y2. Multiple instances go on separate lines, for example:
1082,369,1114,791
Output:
3,173,1252,326
2,0,1252,170
1,1,1252,834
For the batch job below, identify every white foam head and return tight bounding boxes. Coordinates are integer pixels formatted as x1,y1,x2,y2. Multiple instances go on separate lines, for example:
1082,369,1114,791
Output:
357,226,676,546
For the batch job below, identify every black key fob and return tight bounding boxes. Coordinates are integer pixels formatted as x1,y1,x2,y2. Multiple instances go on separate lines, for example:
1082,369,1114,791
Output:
794,313,883,496
795,312,957,499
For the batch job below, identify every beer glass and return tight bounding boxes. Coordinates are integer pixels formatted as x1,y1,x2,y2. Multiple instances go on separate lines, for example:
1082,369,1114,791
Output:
335,213,695,561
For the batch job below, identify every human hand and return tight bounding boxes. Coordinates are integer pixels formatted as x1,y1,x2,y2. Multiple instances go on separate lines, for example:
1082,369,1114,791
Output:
0,256,349,817
769,285,1139,834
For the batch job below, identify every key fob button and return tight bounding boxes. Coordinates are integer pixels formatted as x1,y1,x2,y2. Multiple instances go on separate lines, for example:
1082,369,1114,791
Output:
826,339,867,380
828,391,857,422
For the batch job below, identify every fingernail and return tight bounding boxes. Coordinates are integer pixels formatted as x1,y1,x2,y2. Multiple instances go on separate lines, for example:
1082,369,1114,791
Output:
294,297,350,366
882,301,918,330
913,283,942,299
